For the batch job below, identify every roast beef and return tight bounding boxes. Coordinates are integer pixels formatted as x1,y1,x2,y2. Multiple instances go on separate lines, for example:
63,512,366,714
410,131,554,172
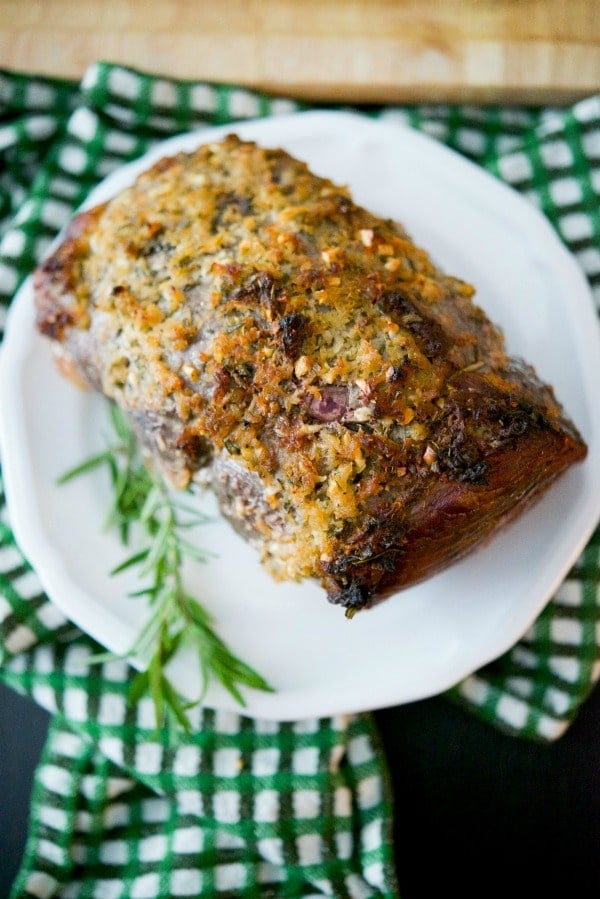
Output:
34,135,587,612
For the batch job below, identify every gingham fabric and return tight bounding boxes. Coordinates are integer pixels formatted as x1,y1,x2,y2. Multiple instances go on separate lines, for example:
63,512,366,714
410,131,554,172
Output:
0,62,599,898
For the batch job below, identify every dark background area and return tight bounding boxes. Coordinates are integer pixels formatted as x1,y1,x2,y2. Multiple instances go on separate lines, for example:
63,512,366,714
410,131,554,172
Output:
1,680,599,897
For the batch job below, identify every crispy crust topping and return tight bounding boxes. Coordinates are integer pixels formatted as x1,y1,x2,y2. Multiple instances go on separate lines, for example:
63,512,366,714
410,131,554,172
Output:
34,135,587,607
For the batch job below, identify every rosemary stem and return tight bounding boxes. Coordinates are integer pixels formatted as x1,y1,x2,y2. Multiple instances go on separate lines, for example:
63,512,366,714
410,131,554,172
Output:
59,402,274,731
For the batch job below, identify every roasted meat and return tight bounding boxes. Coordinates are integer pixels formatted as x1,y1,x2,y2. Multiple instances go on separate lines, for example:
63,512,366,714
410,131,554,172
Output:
34,135,587,611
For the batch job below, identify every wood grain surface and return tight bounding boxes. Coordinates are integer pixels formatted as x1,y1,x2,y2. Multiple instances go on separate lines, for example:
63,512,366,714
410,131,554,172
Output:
1,0,599,103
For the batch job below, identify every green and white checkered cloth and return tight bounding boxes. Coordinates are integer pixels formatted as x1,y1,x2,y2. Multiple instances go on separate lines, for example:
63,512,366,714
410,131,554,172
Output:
0,62,599,898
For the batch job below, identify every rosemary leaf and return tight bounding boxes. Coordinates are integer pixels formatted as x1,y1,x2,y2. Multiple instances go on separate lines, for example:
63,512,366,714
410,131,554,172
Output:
128,670,150,706
110,549,150,576
57,451,115,484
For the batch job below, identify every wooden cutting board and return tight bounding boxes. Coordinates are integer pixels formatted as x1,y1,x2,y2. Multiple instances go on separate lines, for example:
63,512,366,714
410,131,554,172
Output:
2,0,599,104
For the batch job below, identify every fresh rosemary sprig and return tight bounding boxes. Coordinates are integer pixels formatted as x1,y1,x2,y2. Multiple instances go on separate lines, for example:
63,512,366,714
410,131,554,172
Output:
59,402,273,731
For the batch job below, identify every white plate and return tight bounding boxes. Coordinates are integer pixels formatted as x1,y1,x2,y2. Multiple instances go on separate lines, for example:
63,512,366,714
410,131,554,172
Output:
1,111,599,721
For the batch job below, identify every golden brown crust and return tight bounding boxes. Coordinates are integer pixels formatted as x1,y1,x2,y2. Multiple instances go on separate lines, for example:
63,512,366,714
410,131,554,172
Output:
34,207,105,340
34,135,588,609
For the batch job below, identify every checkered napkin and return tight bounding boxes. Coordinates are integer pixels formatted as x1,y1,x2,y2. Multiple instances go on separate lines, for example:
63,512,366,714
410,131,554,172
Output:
0,63,599,898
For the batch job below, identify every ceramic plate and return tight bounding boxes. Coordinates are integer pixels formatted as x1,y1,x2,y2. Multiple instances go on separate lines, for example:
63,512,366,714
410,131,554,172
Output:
1,111,599,720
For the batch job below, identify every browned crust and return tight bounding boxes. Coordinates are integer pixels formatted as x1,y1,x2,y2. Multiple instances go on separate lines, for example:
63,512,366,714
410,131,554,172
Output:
321,423,585,608
35,206,105,341
32,135,588,610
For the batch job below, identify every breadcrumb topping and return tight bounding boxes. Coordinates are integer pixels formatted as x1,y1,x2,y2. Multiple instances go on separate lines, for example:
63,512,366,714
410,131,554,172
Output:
35,135,585,606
